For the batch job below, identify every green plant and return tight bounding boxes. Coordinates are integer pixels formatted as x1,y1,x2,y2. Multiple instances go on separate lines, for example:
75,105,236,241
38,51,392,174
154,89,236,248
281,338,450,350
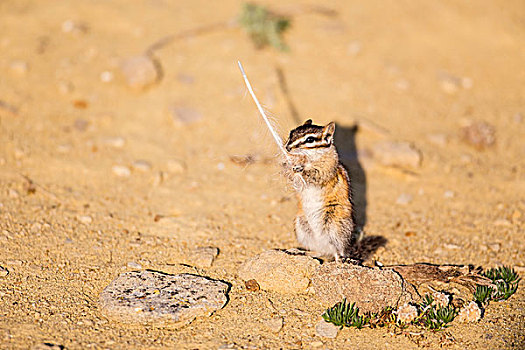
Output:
474,266,521,304
474,285,492,305
419,305,457,330
322,299,369,329
239,3,290,51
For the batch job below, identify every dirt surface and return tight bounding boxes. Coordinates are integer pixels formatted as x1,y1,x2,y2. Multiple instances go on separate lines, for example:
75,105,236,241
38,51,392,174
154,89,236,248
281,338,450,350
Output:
1,0,524,349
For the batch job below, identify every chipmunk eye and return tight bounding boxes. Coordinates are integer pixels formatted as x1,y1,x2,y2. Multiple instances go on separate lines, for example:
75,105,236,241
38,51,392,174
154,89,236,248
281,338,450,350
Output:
305,136,316,143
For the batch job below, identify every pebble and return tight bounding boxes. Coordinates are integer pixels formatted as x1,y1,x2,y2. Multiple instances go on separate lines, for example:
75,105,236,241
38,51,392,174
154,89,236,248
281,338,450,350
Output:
8,189,19,198
74,118,89,132
396,193,413,205
427,133,448,147
127,261,142,269
264,316,284,333
488,243,501,252
99,270,229,327
57,81,74,94
77,215,93,224
395,79,410,91
372,141,422,169
315,320,339,338
61,20,88,34
56,144,72,153
460,120,495,150
245,279,260,292
9,60,29,75
104,137,125,148
494,219,511,227
120,55,159,90
112,165,131,177
166,159,186,174
100,71,114,83
0,266,8,277
347,40,362,56
132,159,152,172
440,77,460,94
443,190,455,198
169,105,203,126
186,246,219,269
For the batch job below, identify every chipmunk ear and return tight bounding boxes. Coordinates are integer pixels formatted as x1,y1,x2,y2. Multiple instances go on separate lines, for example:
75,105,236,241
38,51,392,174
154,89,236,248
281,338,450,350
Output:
323,122,335,143
303,119,312,126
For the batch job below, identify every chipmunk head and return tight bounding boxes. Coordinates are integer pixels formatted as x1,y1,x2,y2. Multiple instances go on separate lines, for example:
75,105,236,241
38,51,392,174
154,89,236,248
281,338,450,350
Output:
285,119,335,153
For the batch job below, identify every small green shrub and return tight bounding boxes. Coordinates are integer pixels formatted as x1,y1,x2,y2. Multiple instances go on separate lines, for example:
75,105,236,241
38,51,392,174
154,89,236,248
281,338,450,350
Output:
239,3,290,51
474,266,520,304
322,299,369,329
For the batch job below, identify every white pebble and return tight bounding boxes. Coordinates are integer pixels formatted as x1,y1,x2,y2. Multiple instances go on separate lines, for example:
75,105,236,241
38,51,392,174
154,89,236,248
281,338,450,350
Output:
127,261,142,269
443,190,455,198
166,159,186,174
100,71,114,83
347,41,362,56
8,189,19,198
120,55,159,90
77,215,93,224
132,160,152,172
112,165,131,177
315,320,339,338
9,60,29,75
104,137,125,148
396,193,413,205
217,162,225,171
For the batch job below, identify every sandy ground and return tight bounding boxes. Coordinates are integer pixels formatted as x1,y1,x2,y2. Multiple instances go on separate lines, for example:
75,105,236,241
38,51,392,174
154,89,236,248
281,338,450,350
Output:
1,0,524,348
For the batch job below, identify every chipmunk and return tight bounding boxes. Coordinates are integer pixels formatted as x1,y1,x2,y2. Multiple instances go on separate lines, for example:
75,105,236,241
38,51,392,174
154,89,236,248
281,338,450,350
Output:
283,119,355,262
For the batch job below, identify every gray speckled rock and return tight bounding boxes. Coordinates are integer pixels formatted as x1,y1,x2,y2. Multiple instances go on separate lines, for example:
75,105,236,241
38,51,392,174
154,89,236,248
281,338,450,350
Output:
99,270,229,328
311,263,417,313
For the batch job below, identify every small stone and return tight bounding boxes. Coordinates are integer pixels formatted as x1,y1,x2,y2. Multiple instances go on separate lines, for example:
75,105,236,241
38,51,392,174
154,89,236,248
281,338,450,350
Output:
455,301,481,323
395,79,410,91
57,81,74,94
120,55,159,90
74,118,89,132
132,160,152,172
112,165,131,177
238,250,320,294
372,141,422,169
460,120,495,150
461,77,473,89
99,270,229,327
186,247,219,269
9,60,29,75
0,266,9,277
56,144,72,153
315,320,339,338
62,20,88,34
427,133,448,147
488,243,501,252
396,193,413,205
104,137,126,148
244,279,260,292
444,190,455,198
32,343,64,350
127,261,142,269
264,316,284,333
169,105,203,126
347,41,362,56
440,77,460,94
444,243,460,250
217,162,225,171
77,215,93,224
494,219,511,227
100,71,114,83
311,341,324,347
8,189,19,198
166,159,186,174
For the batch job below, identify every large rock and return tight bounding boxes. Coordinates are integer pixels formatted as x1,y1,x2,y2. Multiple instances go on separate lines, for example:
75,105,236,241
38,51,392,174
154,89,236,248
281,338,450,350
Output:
311,263,417,313
238,250,320,294
99,270,229,328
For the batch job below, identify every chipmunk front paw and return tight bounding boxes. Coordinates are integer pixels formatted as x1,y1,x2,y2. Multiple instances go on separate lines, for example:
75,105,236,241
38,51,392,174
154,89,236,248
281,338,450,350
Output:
292,165,304,173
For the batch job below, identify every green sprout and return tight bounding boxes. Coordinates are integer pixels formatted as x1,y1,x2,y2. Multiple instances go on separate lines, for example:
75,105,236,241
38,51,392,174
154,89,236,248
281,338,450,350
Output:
419,305,457,330
474,266,521,304
322,299,369,329
239,3,290,51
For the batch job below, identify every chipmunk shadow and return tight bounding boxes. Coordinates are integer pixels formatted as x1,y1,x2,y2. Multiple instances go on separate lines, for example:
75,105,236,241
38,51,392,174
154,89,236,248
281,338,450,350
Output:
334,123,387,261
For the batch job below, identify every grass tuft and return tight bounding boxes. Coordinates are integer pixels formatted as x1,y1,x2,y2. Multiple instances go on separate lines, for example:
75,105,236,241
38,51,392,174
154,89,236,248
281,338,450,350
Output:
239,3,290,51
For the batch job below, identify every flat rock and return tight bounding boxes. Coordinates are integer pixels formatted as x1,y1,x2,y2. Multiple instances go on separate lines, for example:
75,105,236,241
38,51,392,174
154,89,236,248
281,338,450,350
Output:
311,263,416,313
238,250,320,294
372,141,421,169
315,319,339,338
120,55,159,90
460,120,495,150
169,106,203,126
185,246,219,268
99,270,229,328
